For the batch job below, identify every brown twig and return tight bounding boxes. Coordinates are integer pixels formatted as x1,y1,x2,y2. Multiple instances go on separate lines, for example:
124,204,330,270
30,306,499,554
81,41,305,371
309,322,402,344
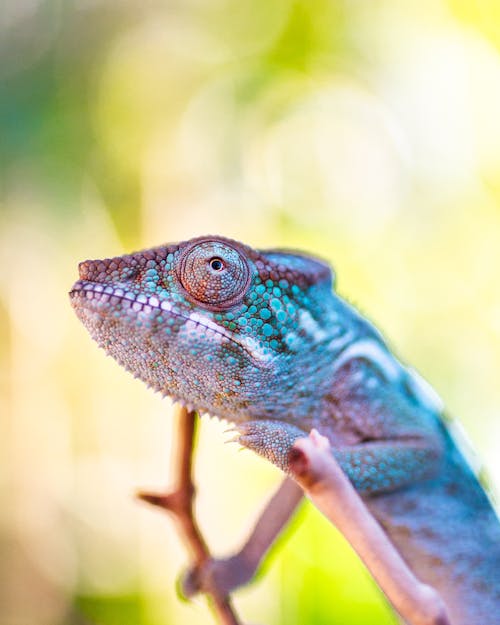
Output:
289,430,452,625
137,405,241,625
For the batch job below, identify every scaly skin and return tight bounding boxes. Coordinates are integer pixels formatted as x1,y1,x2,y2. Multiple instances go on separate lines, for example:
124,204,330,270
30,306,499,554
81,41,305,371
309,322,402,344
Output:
70,235,500,624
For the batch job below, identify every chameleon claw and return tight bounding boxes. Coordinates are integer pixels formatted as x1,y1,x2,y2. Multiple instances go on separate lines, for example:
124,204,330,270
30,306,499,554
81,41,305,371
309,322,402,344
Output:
225,434,243,445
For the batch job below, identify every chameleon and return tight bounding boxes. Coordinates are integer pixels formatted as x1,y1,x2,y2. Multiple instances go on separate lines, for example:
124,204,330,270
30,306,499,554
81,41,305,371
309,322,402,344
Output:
69,234,500,624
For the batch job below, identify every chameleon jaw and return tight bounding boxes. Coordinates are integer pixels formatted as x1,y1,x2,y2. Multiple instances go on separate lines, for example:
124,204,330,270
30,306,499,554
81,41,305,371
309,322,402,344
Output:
69,280,274,367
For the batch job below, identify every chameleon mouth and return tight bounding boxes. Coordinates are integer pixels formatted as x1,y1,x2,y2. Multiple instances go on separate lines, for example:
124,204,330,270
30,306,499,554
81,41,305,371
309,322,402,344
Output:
70,279,183,318
69,280,272,365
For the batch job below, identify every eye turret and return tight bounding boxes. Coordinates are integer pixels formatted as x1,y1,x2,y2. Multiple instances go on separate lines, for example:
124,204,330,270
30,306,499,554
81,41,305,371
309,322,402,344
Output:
177,240,251,309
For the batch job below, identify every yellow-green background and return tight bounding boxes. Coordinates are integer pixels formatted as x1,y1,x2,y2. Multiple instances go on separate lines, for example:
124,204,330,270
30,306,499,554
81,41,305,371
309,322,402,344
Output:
1,1,500,624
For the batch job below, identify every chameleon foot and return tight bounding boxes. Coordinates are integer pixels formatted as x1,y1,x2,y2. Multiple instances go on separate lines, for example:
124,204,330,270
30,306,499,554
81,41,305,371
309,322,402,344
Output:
233,420,307,472
182,554,255,598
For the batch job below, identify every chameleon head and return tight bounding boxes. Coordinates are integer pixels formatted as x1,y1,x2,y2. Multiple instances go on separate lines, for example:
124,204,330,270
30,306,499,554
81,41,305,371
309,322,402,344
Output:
69,235,339,421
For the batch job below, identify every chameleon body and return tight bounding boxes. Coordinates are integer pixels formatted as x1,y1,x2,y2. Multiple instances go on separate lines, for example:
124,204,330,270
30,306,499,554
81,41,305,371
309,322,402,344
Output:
70,235,500,624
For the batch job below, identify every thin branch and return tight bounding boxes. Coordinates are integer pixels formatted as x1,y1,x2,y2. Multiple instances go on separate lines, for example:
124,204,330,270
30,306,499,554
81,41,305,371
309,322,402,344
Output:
289,430,452,625
137,405,241,625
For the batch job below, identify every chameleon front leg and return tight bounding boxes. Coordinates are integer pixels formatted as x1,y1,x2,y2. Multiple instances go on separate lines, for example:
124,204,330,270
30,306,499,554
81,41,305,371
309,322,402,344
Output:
183,477,303,597
236,420,443,495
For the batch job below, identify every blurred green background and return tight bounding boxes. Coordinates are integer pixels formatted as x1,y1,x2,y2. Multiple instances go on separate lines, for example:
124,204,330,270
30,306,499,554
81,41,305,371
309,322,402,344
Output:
1,0,500,624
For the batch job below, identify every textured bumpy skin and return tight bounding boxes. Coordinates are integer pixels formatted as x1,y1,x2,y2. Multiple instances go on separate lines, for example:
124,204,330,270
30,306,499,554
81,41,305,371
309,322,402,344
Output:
70,235,500,624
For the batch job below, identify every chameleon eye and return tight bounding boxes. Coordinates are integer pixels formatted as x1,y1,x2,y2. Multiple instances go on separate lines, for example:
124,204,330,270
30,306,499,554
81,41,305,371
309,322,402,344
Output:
209,257,224,271
178,241,251,308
